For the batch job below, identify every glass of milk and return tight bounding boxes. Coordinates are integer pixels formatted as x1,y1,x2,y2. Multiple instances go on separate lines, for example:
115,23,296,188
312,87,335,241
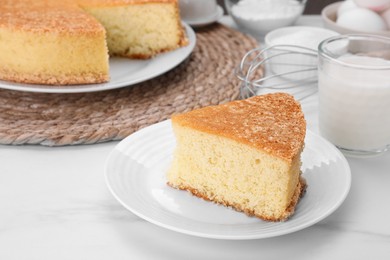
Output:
318,35,390,157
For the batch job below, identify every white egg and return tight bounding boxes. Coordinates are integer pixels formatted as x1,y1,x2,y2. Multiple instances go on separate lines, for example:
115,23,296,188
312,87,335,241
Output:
353,0,390,12
381,8,390,28
337,8,388,31
338,0,358,17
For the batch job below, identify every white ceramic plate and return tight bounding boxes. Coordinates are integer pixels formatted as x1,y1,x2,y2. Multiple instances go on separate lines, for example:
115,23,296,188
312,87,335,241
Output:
183,5,224,28
105,120,351,240
0,24,196,94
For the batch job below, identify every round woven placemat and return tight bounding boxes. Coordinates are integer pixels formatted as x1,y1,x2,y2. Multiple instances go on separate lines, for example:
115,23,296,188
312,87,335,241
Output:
0,24,258,146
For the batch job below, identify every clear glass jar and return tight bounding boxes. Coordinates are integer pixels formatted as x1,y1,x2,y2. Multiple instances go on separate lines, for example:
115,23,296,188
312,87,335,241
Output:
318,35,390,157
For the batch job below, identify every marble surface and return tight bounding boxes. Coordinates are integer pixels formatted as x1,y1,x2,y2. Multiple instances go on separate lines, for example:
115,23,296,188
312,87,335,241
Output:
1,16,390,259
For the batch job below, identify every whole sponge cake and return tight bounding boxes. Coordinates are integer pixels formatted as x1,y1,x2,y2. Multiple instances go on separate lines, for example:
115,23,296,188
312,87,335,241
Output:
0,1,110,85
167,93,307,221
0,0,187,85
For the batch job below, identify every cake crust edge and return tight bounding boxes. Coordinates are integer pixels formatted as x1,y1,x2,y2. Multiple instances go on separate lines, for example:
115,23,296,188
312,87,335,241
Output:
167,176,307,222
0,69,109,85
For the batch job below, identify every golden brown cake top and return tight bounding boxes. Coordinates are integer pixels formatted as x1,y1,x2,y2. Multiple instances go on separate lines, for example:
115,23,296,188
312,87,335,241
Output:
172,93,306,162
0,0,177,35
0,0,179,34
0,0,105,35
80,0,177,6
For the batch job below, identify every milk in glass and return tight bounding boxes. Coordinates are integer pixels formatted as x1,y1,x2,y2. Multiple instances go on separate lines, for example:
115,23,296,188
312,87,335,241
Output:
319,54,390,153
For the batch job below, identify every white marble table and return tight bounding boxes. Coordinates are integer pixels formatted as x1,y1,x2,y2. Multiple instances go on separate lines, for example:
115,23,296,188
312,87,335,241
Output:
1,16,390,259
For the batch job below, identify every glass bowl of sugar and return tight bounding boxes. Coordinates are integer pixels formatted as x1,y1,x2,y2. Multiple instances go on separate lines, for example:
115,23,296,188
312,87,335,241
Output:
225,0,307,37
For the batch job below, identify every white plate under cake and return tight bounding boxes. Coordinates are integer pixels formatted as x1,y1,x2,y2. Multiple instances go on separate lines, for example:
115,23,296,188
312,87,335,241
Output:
104,119,351,239
0,24,196,93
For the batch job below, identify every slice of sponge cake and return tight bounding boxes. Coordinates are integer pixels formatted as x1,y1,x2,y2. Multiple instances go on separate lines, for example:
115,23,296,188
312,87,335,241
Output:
167,93,307,221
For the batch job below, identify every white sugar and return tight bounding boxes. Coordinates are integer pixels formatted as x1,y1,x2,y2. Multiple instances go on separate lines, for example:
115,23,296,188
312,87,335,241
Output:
231,0,303,20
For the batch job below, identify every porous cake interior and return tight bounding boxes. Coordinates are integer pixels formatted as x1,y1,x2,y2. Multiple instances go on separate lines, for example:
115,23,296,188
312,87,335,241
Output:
82,3,186,59
0,29,109,85
167,125,303,221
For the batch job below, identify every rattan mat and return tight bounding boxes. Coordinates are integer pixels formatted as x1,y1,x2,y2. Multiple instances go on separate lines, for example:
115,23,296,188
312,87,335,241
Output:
0,24,258,146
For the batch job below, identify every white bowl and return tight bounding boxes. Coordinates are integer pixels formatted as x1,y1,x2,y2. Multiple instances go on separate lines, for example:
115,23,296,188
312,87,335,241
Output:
265,26,339,50
264,26,339,81
321,2,390,37
225,0,306,37
179,0,218,22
